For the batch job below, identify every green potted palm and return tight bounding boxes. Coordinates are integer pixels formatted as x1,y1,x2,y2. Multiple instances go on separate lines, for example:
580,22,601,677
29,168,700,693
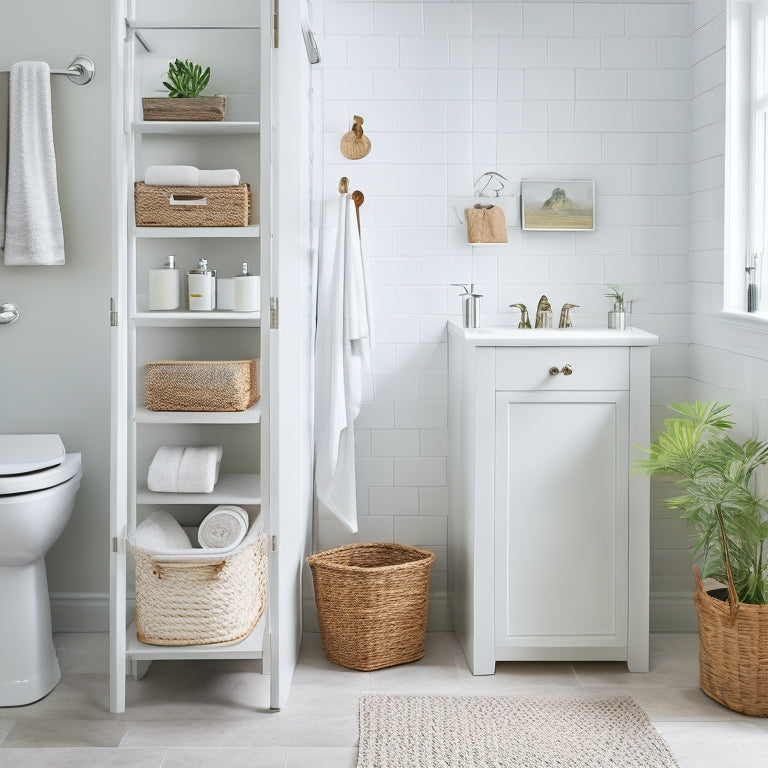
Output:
142,59,225,122
636,401,768,715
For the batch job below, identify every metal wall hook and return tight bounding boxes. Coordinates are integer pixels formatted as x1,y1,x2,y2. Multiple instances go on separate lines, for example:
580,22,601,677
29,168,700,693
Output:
0,303,20,325
475,171,508,198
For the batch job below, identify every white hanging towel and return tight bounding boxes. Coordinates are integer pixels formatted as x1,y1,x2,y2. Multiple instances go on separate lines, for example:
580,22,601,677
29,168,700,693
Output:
4,62,65,265
314,194,373,533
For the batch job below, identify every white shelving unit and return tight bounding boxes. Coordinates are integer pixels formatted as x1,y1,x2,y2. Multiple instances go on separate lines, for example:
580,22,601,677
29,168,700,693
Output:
109,0,282,714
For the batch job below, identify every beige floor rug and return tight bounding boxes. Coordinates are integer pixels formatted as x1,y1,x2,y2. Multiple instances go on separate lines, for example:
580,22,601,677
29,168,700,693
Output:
357,694,679,767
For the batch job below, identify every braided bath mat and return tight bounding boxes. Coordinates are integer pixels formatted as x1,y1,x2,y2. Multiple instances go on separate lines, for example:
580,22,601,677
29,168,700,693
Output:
357,694,679,767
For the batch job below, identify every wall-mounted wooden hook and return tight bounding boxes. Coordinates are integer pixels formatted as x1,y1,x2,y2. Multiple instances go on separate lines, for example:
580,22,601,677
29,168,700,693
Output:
340,115,371,160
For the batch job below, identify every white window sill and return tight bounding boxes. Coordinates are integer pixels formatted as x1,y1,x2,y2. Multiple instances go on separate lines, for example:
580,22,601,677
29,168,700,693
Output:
719,309,768,331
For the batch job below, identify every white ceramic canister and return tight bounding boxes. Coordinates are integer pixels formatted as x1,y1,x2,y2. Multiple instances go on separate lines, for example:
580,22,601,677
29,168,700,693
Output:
148,254,180,310
234,262,260,312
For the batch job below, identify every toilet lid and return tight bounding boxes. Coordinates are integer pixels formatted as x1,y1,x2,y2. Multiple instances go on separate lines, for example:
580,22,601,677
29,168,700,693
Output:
0,434,66,475
0,452,81,495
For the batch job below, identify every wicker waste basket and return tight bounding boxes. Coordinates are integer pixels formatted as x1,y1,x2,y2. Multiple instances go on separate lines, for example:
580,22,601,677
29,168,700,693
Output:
307,542,434,671
694,564,768,716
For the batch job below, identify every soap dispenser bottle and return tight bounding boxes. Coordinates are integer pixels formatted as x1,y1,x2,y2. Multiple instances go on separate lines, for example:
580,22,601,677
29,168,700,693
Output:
234,262,260,312
451,283,483,329
148,254,180,311
187,258,216,311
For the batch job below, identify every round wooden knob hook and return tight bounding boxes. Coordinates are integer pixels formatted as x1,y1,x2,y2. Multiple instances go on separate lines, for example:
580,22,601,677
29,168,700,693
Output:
340,115,371,160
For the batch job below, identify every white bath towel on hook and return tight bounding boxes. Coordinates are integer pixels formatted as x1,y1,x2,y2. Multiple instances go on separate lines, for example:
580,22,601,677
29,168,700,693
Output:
314,194,373,533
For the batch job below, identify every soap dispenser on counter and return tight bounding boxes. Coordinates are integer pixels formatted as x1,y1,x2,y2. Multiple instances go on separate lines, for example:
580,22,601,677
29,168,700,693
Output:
148,254,180,311
187,258,216,311
452,283,483,328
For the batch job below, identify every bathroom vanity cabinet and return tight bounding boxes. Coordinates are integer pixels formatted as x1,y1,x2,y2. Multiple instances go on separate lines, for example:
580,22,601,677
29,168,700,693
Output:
447,323,658,675
109,0,312,714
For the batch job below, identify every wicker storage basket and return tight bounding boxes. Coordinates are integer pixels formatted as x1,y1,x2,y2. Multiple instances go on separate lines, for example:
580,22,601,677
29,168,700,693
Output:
134,531,267,646
145,359,260,412
307,542,434,671
134,182,251,227
694,564,768,716
142,95,226,122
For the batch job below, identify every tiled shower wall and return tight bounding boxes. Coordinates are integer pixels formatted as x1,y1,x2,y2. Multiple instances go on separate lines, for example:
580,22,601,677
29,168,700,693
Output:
315,1,694,630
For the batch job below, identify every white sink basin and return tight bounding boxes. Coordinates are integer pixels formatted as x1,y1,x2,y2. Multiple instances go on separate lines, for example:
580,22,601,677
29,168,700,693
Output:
446,322,658,347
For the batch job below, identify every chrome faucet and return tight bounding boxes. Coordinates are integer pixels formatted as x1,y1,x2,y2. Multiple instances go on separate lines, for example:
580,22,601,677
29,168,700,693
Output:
509,303,531,328
558,303,579,328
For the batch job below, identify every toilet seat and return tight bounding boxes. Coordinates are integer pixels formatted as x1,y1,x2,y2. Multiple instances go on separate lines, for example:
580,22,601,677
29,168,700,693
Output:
0,435,81,495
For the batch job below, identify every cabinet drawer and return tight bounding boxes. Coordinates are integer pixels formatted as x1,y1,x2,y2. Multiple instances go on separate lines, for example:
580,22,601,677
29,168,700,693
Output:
494,347,629,391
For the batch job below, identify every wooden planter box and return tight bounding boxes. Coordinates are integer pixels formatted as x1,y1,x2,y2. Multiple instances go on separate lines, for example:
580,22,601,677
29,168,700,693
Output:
142,95,226,121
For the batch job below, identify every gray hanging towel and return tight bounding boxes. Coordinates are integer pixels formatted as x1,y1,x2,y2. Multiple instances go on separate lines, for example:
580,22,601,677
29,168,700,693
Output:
0,72,8,250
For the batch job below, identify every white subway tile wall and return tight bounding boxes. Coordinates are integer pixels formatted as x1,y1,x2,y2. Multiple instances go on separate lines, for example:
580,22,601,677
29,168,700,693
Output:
317,0,724,631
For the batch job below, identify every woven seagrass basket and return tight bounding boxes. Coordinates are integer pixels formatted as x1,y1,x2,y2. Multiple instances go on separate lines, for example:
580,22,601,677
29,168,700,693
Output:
134,532,267,646
142,95,226,122
145,359,259,412
694,563,768,716
307,542,434,671
134,182,251,227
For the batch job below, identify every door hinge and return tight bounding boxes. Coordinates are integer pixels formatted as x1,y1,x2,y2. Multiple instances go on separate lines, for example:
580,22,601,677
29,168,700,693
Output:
269,296,279,329
110,297,118,327
112,536,119,553
273,0,279,48
271,535,277,552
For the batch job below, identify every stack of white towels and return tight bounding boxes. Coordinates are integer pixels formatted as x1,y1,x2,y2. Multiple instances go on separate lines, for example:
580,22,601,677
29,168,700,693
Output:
135,506,255,556
144,165,241,187
147,445,223,494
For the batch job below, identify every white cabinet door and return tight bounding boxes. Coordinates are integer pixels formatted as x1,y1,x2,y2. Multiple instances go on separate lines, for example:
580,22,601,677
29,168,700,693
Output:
494,390,629,658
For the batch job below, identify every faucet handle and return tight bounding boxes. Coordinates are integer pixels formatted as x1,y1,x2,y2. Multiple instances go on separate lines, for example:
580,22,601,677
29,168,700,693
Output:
558,303,579,328
509,303,531,329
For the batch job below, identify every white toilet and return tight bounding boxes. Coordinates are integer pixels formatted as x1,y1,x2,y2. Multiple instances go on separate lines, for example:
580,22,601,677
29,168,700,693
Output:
0,434,82,706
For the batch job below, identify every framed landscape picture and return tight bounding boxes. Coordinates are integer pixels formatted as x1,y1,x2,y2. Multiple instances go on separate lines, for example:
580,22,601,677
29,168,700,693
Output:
521,180,595,231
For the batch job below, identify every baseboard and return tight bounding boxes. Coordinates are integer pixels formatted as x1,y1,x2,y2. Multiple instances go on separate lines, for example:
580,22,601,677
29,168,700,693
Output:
650,591,698,633
303,591,452,634
50,593,110,632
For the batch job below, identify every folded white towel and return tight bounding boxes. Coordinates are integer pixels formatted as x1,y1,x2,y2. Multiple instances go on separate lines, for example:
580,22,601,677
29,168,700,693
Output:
144,165,241,187
144,165,200,186
134,510,192,553
198,505,249,550
4,62,65,265
147,445,223,493
197,168,241,186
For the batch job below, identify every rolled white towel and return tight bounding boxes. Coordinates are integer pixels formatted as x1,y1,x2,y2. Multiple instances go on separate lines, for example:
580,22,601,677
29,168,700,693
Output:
197,168,241,186
198,505,249,550
134,510,192,553
147,445,223,493
144,165,200,186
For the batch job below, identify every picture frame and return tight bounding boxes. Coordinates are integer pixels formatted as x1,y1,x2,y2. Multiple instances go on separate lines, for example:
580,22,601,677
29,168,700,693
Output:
520,179,595,231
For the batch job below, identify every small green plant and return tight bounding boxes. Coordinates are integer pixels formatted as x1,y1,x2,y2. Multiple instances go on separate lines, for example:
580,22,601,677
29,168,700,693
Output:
635,401,768,604
604,284,627,311
163,59,211,98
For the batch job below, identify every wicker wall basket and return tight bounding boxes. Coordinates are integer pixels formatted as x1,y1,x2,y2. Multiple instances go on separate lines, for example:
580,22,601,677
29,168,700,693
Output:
134,182,251,227
694,565,768,716
307,542,435,671
145,359,260,412
134,532,267,646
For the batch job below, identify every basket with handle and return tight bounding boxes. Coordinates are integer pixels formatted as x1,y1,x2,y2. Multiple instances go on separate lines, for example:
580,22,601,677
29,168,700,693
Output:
693,538,768,716
307,542,434,671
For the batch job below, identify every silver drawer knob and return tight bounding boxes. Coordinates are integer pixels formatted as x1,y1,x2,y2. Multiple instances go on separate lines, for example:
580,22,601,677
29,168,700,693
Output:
549,364,573,376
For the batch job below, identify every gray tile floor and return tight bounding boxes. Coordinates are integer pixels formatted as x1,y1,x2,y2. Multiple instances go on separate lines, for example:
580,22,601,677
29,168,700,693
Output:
0,632,766,766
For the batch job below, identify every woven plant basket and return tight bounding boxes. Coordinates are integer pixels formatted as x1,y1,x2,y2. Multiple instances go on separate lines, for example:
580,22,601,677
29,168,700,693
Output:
134,532,267,646
134,182,251,227
145,359,259,412
307,542,434,671
142,95,226,121
694,559,768,716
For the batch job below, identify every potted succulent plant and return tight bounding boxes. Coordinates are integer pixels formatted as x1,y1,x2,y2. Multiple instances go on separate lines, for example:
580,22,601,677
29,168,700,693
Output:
142,58,226,122
636,401,768,715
